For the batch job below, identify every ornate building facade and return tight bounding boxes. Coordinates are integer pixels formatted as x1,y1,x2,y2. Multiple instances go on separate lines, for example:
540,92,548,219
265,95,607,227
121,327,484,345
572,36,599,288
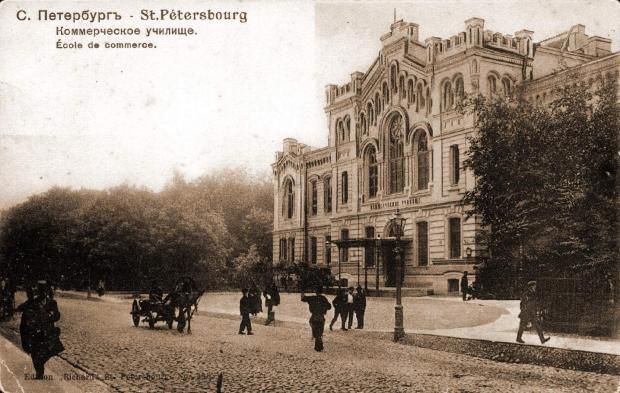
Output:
272,18,619,295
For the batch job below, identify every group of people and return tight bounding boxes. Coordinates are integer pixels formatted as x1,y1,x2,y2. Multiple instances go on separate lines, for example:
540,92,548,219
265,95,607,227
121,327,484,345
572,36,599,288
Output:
329,286,366,331
238,282,280,335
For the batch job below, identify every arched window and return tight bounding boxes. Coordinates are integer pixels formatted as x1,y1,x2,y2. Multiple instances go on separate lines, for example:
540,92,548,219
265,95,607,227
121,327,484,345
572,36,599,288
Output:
366,146,378,198
501,78,511,97
344,116,351,141
407,79,415,104
382,82,389,106
415,131,430,190
390,64,398,91
374,93,381,117
416,84,425,112
309,180,317,216
399,75,406,99
488,74,497,96
336,120,345,143
283,178,295,218
360,112,367,135
442,81,453,112
367,102,375,126
471,59,478,74
323,176,332,213
426,87,432,114
388,115,405,194
454,77,464,103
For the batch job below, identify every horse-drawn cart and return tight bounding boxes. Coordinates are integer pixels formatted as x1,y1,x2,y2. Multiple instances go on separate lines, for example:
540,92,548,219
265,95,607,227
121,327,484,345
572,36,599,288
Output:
130,277,204,333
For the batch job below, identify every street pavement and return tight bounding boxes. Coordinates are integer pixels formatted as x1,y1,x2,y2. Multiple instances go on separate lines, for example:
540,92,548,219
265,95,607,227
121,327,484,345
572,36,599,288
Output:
0,293,617,392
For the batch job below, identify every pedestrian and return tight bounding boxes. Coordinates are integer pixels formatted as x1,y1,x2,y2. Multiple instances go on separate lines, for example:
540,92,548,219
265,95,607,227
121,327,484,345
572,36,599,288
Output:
149,280,164,303
460,271,469,301
264,282,280,325
329,288,345,331
353,286,367,329
249,284,262,315
239,288,253,335
345,287,355,330
516,281,550,344
16,280,64,379
301,286,331,352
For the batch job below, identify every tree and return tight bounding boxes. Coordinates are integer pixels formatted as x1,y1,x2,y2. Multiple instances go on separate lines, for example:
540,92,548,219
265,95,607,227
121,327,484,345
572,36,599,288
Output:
464,75,618,295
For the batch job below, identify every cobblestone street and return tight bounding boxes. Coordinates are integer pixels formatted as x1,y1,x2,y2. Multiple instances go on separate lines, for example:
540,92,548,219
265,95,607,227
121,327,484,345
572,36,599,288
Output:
1,295,617,392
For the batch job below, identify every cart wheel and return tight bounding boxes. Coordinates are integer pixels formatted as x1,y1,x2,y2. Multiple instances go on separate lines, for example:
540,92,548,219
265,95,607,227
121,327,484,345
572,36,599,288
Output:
131,301,140,327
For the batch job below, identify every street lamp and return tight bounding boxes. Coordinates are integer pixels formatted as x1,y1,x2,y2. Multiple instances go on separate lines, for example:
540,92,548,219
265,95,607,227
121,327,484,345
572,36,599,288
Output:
390,209,406,342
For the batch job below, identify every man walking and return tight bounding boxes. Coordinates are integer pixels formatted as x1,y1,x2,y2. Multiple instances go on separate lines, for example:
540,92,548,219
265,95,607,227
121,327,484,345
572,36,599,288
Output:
239,288,253,335
460,271,469,301
301,286,331,352
345,287,355,330
354,286,366,329
516,281,550,344
329,288,344,331
264,282,280,325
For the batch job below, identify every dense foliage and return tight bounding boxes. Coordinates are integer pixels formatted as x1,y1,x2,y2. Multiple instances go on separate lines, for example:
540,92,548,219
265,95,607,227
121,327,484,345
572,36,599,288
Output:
464,76,618,297
0,168,273,291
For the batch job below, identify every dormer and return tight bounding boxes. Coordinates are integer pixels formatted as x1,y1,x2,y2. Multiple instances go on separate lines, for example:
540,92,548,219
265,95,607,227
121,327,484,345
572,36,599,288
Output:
380,20,420,47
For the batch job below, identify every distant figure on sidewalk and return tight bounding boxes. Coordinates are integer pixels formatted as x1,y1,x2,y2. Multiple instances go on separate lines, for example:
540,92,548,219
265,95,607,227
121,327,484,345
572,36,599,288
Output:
264,282,280,325
460,271,469,301
248,284,262,316
239,288,253,335
301,287,331,352
16,280,64,379
516,281,550,344
354,286,366,329
329,288,345,331
96,279,105,297
345,287,355,330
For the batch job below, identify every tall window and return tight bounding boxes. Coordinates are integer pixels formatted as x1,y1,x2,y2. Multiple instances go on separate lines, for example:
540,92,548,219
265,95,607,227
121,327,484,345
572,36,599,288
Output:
283,179,294,219
416,132,430,190
417,222,428,266
449,218,461,258
389,115,405,194
367,146,378,198
341,172,348,204
324,176,332,213
288,237,295,262
365,227,375,267
340,229,349,262
502,78,511,97
279,238,287,262
325,235,331,265
488,75,497,96
310,180,317,215
310,237,317,264
407,80,415,104
360,113,367,135
450,145,460,185
442,82,453,112
454,77,464,103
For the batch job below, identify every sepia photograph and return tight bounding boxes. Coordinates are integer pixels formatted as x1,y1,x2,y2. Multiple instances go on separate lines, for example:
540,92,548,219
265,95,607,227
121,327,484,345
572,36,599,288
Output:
0,0,619,391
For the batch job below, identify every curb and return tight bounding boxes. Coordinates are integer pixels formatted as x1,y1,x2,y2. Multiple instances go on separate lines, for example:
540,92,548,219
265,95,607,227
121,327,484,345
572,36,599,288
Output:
399,333,620,375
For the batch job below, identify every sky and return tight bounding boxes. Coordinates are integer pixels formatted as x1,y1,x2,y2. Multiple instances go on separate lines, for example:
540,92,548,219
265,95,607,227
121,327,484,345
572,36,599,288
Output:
1,0,618,208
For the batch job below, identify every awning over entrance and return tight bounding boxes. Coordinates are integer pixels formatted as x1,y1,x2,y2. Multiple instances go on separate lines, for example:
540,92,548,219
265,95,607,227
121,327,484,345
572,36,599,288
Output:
330,238,412,249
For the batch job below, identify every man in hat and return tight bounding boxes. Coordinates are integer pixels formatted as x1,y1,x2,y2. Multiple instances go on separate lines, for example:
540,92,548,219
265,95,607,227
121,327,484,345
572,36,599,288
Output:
353,286,367,329
516,281,550,344
301,286,331,351
344,287,355,330
16,280,64,379
460,271,469,301
239,288,253,335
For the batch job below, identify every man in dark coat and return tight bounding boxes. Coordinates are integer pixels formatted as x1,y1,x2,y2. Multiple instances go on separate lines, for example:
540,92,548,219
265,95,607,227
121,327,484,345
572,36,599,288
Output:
17,281,64,379
345,287,355,330
353,286,367,329
239,288,253,335
329,288,345,331
149,280,164,303
460,271,469,301
516,281,550,344
264,282,280,325
301,286,331,351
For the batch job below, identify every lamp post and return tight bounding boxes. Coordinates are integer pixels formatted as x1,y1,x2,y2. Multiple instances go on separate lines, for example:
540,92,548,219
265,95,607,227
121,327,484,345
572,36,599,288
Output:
390,209,406,342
